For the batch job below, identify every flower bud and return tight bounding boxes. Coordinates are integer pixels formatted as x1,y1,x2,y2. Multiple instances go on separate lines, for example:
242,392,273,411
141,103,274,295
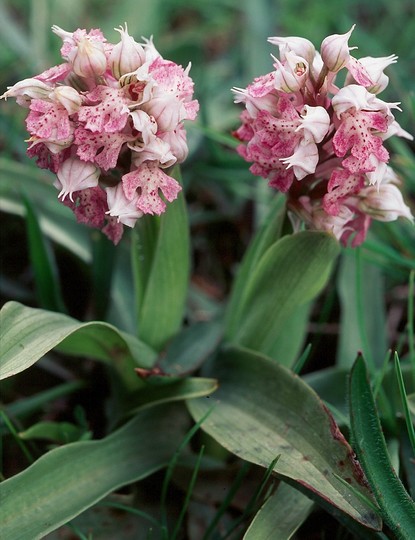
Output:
268,36,316,65
50,86,82,114
358,183,413,222
110,24,146,79
321,25,356,72
68,37,107,78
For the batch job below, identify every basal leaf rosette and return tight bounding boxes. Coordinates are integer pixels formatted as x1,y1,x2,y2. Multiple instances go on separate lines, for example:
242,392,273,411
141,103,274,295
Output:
1,24,199,244
233,25,413,246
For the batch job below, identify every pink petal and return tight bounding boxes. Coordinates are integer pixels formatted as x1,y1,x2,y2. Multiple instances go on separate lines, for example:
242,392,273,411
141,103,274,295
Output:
102,217,124,245
26,142,70,173
346,57,374,87
122,162,181,215
26,99,72,140
333,110,389,174
35,63,72,84
62,185,107,228
323,169,365,215
149,58,194,100
78,86,130,133
75,127,133,170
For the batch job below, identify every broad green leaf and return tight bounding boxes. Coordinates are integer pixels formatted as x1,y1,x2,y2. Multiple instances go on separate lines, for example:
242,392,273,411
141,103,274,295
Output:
265,303,311,367
157,318,223,375
243,481,314,540
106,243,137,335
337,250,387,369
225,193,286,336
23,196,67,313
46,494,160,540
304,367,349,420
90,231,117,320
132,165,190,351
187,346,381,530
0,402,188,539
349,356,415,539
225,232,339,356
0,301,156,381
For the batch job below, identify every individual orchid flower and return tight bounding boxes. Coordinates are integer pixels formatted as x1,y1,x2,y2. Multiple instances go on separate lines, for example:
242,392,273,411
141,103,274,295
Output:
358,182,414,222
55,157,100,201
296,105,331,144
346,54,398,94
273,51,309,93
0,78,53,107
122,161,182,215
106,182,143,227
281,140,319,180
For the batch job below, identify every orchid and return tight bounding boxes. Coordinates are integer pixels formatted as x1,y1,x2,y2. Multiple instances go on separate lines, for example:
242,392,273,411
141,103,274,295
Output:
1,24,198,244
233,25,413,246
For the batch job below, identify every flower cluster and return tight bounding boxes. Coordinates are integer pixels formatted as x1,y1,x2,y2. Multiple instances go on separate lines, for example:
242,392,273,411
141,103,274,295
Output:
233,25,413,246
1,24,199,244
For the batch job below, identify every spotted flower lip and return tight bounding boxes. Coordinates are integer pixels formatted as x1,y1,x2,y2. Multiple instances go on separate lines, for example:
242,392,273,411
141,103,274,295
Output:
1,24,199,244
233,25,413,247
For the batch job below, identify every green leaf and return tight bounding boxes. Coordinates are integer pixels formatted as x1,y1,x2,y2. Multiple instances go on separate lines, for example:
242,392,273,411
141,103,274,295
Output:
2,380,84,421
187,346,381,530
0,402,188,539
127,377,218,415
225,193,286,336
337,250,387,369
19,421,89,444
243,482,314,540
132,165,190,351
349,355,415,539
225,232,339,356
23,196,67,313
157,318,223,375
0,301,156,381
90,231,117,320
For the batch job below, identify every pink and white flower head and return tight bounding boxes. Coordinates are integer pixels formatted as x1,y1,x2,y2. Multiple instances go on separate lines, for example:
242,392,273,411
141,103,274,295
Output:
1,24,199,244
233,25,413,246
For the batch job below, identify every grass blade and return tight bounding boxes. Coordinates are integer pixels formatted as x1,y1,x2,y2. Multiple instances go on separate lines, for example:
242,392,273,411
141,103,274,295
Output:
349,355,415,539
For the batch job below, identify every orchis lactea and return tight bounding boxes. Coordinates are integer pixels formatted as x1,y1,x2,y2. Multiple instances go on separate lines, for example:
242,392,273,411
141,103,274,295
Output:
1,24,199,244
233,25,413,246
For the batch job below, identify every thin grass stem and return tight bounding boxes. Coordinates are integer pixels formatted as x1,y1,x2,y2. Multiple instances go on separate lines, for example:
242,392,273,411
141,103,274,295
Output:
170,445,205,540
394,352,415,457
0,410,35,465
